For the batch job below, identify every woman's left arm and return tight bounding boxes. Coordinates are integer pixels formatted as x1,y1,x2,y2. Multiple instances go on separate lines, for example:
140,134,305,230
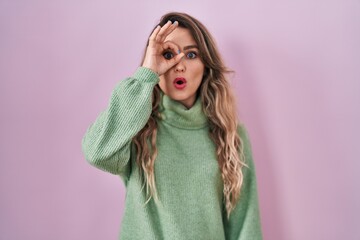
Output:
223,125,263,240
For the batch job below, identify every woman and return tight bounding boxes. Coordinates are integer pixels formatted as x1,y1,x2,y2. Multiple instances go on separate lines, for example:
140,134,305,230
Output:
82,12,262,240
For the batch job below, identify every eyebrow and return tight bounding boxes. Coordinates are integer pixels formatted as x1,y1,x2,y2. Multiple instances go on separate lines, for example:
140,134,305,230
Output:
183,45,198,50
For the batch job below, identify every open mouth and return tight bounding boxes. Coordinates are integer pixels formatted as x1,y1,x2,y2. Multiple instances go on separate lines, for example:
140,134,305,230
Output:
176,79,185,84
173,77,187,89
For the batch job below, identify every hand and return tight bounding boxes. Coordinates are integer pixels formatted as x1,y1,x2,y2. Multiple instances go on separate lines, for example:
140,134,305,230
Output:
142,21,185,76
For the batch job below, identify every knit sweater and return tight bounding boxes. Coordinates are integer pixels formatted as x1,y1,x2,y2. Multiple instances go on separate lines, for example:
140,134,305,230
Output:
81,67,263,240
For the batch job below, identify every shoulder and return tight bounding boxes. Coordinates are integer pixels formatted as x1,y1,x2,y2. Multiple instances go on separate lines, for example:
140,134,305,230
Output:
237,123,252,147
236,123,255,166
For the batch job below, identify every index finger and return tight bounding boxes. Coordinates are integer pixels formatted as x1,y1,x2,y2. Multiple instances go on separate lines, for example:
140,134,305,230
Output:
162,41,181,56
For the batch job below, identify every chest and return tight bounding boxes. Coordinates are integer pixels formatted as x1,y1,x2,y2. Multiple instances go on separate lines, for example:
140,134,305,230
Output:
154,123,223,202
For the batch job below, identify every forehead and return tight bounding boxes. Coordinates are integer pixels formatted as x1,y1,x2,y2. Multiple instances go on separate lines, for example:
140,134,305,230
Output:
164,27,197,47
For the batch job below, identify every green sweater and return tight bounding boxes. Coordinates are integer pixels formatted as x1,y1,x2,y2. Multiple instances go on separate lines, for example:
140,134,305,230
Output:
81,67,262,240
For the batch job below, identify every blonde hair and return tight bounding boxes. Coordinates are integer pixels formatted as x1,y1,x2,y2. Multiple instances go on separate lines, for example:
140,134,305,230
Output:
133,12,247,220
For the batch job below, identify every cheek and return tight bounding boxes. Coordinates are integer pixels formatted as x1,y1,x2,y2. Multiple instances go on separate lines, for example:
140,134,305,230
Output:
192,63,205,81
158,78,165,91
158,75,169,92
191,67,204,92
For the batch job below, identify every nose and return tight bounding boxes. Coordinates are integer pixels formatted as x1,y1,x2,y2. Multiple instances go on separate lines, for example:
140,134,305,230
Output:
174,58,185,72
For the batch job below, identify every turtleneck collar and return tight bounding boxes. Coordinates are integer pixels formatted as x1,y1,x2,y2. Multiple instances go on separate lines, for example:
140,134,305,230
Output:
158,92,208,129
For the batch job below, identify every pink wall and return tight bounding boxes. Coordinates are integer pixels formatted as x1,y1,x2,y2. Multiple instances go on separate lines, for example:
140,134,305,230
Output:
1,1,359,239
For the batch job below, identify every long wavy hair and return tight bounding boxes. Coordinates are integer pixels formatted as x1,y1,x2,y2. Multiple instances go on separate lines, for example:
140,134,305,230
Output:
133,12,247,220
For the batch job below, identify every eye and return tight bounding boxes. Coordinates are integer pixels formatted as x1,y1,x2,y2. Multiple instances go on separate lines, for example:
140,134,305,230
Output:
163,51,174,60
186,51,198,59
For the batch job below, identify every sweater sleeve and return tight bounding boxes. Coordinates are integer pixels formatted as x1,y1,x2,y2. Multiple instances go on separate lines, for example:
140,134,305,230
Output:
223,124,263,240
81,67,159,182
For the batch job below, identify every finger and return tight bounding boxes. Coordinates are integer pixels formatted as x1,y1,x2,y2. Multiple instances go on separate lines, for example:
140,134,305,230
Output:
155,20,174,42
162,41,180,55
159,21,179,43
162,21,178,40
167,52,185,69
149,25,161,45
172,52,185,64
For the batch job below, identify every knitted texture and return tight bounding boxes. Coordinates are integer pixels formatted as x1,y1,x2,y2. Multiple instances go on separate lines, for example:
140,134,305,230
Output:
82,67,263,240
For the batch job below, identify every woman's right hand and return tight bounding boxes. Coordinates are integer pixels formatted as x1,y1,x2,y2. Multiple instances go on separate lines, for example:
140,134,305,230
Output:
142,21,185,76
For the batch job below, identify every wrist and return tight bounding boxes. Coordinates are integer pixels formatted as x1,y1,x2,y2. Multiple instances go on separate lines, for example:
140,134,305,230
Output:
139,66,159,76
134,67,160,83
141,65,159,75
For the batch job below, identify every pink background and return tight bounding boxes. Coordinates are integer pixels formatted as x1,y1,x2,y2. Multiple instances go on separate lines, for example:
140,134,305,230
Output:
1,1,359,239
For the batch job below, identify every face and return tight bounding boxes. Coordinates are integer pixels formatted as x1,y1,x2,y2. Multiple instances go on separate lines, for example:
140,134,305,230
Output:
159,27,205,109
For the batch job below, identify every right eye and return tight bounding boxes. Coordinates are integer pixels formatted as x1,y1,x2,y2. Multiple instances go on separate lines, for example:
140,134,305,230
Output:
163,51,174,60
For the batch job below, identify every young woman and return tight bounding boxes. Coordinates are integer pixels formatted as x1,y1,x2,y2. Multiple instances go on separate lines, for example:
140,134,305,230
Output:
82,12,262,240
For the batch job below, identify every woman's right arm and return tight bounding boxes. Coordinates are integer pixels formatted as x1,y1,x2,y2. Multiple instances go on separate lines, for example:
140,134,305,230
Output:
81,67,159,178
81,20,184,180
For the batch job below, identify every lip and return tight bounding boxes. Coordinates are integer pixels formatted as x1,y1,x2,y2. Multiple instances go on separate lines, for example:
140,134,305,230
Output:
173,77,187,90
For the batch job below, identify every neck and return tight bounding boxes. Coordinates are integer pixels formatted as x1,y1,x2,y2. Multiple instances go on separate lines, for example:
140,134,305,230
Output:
158,92,208,129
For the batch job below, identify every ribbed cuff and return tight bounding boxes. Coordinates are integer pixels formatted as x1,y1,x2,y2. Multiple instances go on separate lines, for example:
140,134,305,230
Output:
133,67,160,84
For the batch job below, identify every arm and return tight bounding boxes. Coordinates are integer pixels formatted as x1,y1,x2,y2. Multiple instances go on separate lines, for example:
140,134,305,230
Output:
82,21,184,182
223,125,263,240
81,67,159,181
